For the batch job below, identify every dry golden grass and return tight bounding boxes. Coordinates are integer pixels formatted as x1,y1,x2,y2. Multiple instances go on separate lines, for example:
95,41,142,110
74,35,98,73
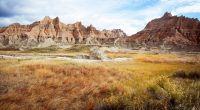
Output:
0,52,200,110
34,68,54,78
0,59,129,110
107,52,136,58
108,52,200,64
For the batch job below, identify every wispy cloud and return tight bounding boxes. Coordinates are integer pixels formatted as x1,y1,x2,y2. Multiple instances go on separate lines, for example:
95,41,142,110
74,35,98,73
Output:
0,0,200,35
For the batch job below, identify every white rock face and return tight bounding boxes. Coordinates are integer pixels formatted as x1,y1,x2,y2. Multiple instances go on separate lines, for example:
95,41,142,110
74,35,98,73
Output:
89,46,107,60
0,42,4,48
38,38,56,48
105,47,119,52
58,45,72,49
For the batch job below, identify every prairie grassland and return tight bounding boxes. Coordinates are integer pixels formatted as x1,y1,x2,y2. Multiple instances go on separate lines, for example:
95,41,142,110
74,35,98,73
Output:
0,52,200,110
0,45,91,57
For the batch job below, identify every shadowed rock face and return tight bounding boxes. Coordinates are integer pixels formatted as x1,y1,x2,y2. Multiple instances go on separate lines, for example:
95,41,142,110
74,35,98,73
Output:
0,16,127,48
126,12,200,50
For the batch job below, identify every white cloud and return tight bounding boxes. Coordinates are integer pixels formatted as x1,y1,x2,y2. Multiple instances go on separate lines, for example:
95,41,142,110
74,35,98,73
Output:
173,2,200,14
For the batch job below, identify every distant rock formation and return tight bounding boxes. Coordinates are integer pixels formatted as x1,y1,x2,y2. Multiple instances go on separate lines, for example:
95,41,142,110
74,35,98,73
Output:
0,16,127,48
126,12,200,50
0,12,200,51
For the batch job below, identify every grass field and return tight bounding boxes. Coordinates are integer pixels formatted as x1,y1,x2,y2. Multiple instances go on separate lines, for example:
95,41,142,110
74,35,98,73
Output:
0,47,200,110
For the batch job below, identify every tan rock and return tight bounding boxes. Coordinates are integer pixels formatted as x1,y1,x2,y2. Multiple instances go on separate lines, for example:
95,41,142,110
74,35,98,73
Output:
0,16,126,48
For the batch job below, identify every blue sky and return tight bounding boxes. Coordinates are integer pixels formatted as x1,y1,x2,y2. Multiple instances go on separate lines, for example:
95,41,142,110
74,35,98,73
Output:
0,0,200,35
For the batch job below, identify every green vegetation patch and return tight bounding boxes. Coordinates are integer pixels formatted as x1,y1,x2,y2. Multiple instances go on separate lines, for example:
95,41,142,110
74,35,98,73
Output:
65,45,92,53
22,46,59,53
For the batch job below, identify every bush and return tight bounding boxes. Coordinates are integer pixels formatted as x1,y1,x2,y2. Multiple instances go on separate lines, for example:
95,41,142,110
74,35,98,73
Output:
173,71,200,80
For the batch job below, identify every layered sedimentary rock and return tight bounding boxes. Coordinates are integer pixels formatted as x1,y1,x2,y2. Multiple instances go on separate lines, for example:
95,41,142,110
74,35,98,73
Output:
1,12,200,51
126,12,200,50
0,16,126,48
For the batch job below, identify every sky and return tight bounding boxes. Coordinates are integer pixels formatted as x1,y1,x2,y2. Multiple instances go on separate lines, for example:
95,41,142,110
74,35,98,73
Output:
0,0,200,35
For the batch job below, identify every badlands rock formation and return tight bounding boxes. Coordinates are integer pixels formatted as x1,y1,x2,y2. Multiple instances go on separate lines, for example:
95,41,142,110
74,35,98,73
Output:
126,12,200,50
0,12,200,51
0,16,126,48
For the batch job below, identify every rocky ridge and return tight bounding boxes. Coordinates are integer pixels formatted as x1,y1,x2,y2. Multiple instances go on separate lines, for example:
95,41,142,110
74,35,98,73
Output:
126,12,200,50
0,12,200,51
0,16,126,48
